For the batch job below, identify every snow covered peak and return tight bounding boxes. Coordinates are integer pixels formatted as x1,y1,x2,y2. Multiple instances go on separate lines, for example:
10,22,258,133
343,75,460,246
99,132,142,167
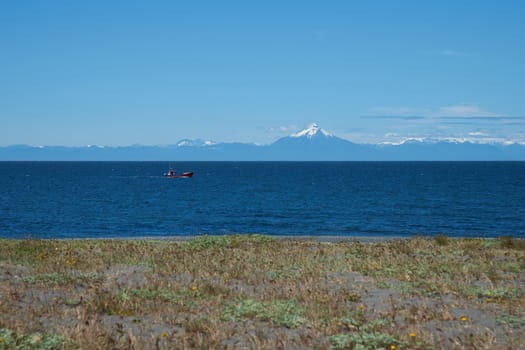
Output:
176,139,216,147
290,123,333,139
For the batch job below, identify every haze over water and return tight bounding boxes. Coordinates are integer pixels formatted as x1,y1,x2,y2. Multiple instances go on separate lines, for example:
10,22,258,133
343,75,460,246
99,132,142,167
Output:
1,161,524,239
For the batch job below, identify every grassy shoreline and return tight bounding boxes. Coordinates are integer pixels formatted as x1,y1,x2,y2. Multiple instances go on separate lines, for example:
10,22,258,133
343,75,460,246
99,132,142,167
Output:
10,234,509,245
0,235,524,349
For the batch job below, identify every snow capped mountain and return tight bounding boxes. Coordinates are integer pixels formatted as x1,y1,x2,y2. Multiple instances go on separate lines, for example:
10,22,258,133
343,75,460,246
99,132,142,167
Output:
1,122,524,160
290,123,333,139
275,123,352,146
269,123,364,160
176,139,216,147
379,137,426,146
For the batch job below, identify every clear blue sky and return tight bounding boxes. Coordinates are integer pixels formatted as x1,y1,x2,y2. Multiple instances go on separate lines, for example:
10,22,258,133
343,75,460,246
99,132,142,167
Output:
1,1,524,146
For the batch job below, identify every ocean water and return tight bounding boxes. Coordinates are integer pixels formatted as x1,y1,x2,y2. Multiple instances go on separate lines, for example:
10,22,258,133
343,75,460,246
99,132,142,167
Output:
1,161,524,239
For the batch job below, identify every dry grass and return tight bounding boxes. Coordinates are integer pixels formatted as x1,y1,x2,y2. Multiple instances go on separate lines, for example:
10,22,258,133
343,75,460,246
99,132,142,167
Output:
0,235,524,349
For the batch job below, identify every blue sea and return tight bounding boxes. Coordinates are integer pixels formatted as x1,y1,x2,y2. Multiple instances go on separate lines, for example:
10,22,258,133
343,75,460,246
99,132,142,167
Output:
1,162,524,239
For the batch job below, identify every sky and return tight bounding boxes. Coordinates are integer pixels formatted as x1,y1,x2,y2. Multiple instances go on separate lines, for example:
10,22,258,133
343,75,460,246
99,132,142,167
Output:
1,1,524,146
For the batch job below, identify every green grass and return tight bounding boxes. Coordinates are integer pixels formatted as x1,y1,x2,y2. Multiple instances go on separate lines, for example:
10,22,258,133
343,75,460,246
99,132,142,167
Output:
496,314,525,328
116,287,182,303
329,331,399,350
0,328,63,350
182,234,277,252
221,299,306,328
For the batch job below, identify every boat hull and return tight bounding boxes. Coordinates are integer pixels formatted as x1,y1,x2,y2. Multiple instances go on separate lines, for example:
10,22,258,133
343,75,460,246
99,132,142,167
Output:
163,172,193,178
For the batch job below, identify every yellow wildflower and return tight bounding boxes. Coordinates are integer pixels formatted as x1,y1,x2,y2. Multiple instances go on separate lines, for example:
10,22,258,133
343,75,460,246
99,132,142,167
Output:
460,315,468,321
409,332,416,338
391,345,397,350
161,332,168,337
191,285,198,292
359,304,365,310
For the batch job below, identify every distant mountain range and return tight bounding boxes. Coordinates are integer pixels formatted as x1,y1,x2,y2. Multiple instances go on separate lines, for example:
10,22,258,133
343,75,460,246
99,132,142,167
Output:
1,123,524,160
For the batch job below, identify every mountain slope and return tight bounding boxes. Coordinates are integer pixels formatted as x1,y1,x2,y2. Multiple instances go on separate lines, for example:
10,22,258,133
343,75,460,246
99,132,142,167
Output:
1,124,524,160
268,123,375,160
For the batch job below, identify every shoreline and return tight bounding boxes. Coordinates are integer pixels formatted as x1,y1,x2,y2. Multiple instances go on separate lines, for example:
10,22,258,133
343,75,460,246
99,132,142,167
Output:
4,234,512,243
59,235,412,243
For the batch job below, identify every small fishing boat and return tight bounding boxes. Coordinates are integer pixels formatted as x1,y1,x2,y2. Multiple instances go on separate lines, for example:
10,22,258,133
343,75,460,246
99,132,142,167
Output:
163,168,193,178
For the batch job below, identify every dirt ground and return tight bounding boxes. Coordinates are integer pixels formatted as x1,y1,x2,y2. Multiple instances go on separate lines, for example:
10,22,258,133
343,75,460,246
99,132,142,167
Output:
0,236,523,349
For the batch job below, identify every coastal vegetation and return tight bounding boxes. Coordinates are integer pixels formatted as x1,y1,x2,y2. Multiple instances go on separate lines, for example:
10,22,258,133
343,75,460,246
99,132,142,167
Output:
0,235,523,349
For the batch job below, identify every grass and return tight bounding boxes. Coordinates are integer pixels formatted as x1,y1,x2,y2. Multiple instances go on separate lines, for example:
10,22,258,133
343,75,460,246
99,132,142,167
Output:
496,314,525,327
221,299,305,328
0,328,63,350
0,235,523,349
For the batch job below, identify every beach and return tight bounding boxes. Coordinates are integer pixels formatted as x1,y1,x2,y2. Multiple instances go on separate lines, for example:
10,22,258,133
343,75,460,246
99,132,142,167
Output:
0,235,523,349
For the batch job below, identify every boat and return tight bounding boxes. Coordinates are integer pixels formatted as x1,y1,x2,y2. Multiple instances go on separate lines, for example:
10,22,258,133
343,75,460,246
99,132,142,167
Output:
163,168,193,178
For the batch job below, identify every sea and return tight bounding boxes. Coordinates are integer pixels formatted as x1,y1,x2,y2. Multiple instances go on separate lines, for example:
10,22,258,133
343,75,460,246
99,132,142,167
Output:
1,161,524,239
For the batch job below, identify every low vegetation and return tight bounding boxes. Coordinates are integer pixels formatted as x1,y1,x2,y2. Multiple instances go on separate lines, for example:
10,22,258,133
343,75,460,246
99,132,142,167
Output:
0,235,523,349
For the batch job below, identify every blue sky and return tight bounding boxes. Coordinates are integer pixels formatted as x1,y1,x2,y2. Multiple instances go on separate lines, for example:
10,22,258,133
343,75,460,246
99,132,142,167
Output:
1,1,524,146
